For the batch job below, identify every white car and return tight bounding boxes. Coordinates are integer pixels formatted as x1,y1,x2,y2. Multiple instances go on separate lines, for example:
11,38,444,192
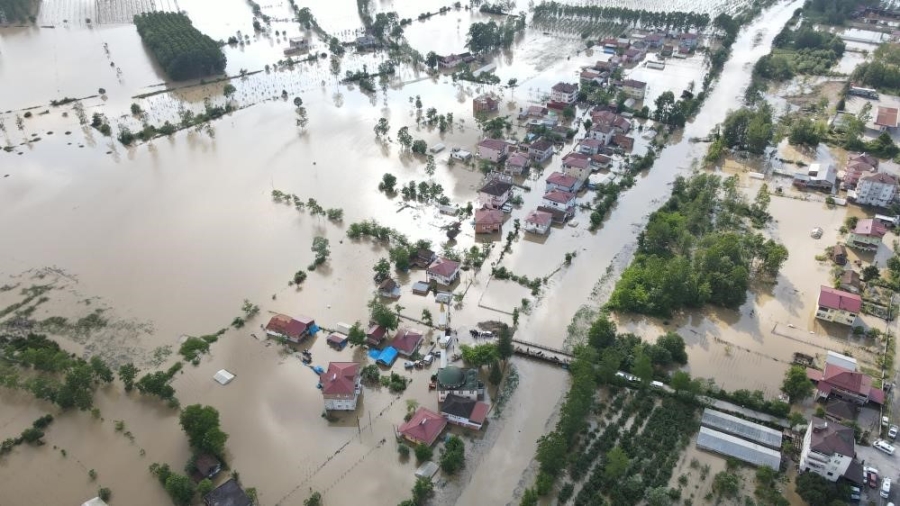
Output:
890,425,899,439
875,439,896,455
883,478,892,499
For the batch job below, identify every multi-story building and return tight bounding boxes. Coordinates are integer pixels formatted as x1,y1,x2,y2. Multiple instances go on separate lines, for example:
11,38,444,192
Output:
815,285,861,326
854,172,898,208
799,417,856,482
321,362,361,411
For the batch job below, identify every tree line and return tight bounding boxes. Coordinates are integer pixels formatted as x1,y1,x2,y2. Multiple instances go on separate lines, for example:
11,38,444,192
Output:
532,2,711,31
608,174,788,317
0,0,32,22
134,12,227,81
466,15,526,54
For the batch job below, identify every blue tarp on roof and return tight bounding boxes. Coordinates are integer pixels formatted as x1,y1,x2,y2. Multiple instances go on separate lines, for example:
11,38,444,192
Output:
370,346,399,367
308,324,320,335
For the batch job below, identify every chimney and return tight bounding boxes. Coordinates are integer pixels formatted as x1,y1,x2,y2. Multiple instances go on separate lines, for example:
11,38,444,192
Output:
812,421,828,432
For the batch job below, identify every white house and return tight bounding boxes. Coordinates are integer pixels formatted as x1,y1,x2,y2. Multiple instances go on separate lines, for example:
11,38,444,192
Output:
321,362,361,411
550,82,578,104
528,138,554,163
450,148,473,161
588,123,615,144
426,257,461,286
546,172,581,193
854,172,898,208
562,153,592,181
477,138,509,162
288,37,310,50
577,139,604,155
478,178,513,208
799,417,856,482
525,209,552,235
542,190,577,218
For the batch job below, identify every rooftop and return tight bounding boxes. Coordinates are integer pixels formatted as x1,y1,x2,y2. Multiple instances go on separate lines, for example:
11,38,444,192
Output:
398,407,447,446
551,82,578,93
818,285,862,313
478,138,508,151
507,153,529,167
525,209,553,227
436,366,482,391
876,106,899,128
478,178,513,196
862,172,898,185
696,427,781,468
204,479,253,506
391,328,424,355
700,409,782,449
441,394,490,425
530,139,554,151
475,208,505,226
808,417,855,456
621,79,647,89
321,362,359,395
546,172,579,187
265,314,308,338
543,189,576,204
427,257,461,278
852,218,887,237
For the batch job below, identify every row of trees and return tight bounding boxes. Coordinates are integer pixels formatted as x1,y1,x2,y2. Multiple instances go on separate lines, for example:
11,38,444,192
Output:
532,3,711,31
133,12,226,80
608,174,788,317
465,16,525,54
0,0,33,22
706,104,774,161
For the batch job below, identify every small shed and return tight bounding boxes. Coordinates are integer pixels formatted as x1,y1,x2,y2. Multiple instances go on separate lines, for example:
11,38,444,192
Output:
832,244,847,265
412,281,430,295
327,332,349,350
415,461,439,479
213,370,235,385
369,346,399,367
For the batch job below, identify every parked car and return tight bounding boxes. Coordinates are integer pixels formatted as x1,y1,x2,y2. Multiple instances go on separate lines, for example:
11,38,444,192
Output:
869,471,878,489
850,485,861,501
890,424,898,439
875,440,895,455
883,478,892,499
422,353,434,365
404,361,415,370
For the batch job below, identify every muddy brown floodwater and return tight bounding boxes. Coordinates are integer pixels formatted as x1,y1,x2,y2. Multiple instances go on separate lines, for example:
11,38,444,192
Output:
0,0,805,505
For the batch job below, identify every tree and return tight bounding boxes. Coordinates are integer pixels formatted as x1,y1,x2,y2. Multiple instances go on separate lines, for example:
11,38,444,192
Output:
412,477,433,504
223,83,236,98
164,473,196,506
535,431,567,476
497,324,514,362
304,491,323,506
98,487,112,502
562,107,575,121
311,236,330,266
374,258,391,280
421,309,433,327
360,364,380,384
655,332,688,365
118,363,139,391
368,299,399,330
712,471,740,498
597,349,622,384
633,352,653,385
397,126,412,149
374,117,390,138
781,365,814,402
411,139,427,155
414,443,433,462
197,478,214,497
379,173,397,193
179,404,228,456
670,370,691,393
425,51,438,69
587,315,617,350
90,356,114,383
862,265,881,282
425,155,436,176
440,436,465,474
459,343,499,367
133,12,227,81
348,322,366,346
604,446,629,481
645,487,672,506
796,471,844,505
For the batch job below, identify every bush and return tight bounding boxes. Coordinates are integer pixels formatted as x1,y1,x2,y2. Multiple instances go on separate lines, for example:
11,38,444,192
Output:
439,436,465,474
414,443,433,462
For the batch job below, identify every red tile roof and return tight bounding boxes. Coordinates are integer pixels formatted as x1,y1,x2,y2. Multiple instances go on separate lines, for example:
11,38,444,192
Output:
427,257,461,278
265,314,308,339
818,286,862,313
507,153,529,167
478,138,508,151
821,363,882,404
475,208,505,226
366,324,387,345
853,218,887,237
398,408,447,446
563,153,591,169
321,362,359,395
530,139,554,152
391,328,424,355
621,79,647,89
525,210,553,227
876,106,899,127
546,172,579,188
543,189,576,204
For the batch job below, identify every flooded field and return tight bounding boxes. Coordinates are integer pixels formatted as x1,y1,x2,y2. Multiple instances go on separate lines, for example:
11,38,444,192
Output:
0,0,812,504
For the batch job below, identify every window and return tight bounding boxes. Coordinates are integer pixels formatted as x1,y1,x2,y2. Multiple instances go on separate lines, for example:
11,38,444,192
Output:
827,472,833,477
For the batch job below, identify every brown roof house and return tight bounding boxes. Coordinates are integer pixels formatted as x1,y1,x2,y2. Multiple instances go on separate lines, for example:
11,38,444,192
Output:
525,209,553,235
264,314,315,343
799,417,858,483
808,363,884,405
204,479,253,506
321,362,361,411
839,270,861,293
478,178,513,208
815,285,862,326
398,407,447,446
876,106,899,131
505,152,530,175
191,454,222,482
528,138,555,163
542,190,577,220
546,172,581,193
847,218,887,251
474,208,505,234
831,244,847,265
440,393,490,430
426,257,461,286
366,324,388,347
824,398,857,423
477,138,509,162
550,82,578,104
378,278,401,299
473,94,499,115
391,328,424,357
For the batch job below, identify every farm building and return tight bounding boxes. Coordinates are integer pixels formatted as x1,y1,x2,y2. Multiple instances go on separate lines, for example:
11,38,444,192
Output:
696,427,782,468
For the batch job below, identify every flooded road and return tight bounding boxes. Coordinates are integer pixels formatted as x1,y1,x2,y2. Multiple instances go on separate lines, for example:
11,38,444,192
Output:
0,0,806,505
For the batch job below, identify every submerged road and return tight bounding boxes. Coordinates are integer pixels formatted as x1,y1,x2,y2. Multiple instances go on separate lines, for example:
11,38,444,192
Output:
457,1,807,504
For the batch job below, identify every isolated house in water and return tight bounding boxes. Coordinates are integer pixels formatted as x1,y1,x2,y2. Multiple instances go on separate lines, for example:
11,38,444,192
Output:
398,407,447,446
321,362,361,411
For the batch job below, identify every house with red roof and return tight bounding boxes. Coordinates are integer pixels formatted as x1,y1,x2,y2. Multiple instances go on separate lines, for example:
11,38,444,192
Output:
426,257,461,286
398,407,447,446
876,106,898,131
577,138,604,156
321,362,361,411
264,314,314,343
542,190,577,220
472,94,499,115
528,138,555,163
505,153,530,175
474,208,505,234
550,82,578,104
807,363,884,406
440,394,490,430
588,123,615,144
546,171,581,193
815,286,861,326
525,209,553,235
613,134,635,152
854,172,898,208
847,218,887,250
366,324,388,347
391,328,424,357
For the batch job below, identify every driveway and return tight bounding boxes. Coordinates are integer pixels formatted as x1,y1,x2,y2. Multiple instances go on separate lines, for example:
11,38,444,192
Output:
858,444,900,505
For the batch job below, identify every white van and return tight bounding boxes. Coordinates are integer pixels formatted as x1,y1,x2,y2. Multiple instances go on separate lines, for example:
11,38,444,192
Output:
882,477,892,499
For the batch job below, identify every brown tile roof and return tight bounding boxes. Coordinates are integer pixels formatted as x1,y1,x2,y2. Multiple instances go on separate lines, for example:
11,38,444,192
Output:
478,138,508,151
526,210,553,227
475,208,505,226
391,328,424,355
818,286,862,313
862,172,898,185
543,189,576,204
427,257,461,278
530,139,554,152
546,172,579,187
621,79,647,89
398,407,447,446
366,324,387,345
321,362,359,395
551,82,578,93
876,106,899,127
265,314,308,339
479,178,513,196
808,417,855,457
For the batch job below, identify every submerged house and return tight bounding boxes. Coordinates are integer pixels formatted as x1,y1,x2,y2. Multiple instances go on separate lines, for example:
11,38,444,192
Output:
426,257,461,286
264,314,316,343
435,366,485,402
398,407,447,446
204,479,253,506
440,393,490,430
321,362,361,411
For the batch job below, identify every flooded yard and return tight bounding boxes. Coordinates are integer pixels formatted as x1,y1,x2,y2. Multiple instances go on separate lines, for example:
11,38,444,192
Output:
0,0,815,504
